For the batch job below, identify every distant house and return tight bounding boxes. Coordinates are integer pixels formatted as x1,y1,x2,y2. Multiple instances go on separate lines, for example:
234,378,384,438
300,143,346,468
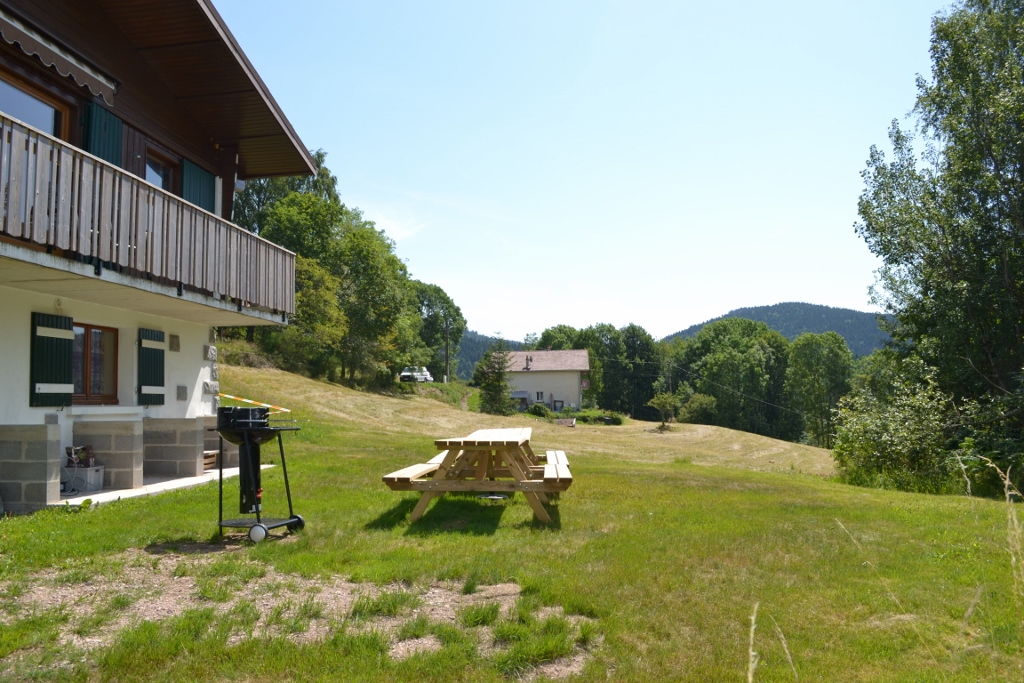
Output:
507,350,589,412
0,0,314,512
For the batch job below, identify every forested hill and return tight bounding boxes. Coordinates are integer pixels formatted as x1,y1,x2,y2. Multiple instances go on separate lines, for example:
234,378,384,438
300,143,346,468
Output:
455,331,522,380
663,302,889,357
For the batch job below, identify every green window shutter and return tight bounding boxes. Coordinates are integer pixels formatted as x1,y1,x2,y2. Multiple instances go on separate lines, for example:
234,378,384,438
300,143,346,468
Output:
30,313,74,407
83,102,123,166
182,159,215,213
138,329,165,406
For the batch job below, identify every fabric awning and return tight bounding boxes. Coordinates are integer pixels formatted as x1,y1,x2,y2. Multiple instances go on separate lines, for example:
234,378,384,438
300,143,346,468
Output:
0,8,116,105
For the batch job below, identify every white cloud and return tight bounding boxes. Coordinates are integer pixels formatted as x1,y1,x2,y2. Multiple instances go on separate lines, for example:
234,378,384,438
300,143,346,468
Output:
366,210,430,243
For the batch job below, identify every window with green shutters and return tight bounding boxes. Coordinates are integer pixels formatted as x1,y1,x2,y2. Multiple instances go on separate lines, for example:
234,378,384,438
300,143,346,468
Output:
138,329,165,406
30,313,74,407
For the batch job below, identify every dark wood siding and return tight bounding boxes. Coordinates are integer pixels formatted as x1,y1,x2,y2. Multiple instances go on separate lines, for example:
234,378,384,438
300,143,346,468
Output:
3,0,223,178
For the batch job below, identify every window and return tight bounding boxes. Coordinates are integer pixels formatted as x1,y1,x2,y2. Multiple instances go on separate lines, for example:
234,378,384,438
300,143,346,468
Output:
145,148,177,192
536,391,544,401
72,324,118,404
0,72,66,137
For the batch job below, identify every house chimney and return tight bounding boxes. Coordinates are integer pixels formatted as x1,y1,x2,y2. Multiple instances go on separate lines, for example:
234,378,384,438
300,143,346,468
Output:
525,355,532,371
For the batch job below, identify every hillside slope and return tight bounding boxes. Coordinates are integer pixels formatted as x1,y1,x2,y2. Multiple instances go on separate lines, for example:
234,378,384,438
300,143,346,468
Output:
222,365,835,477
664,301,889,356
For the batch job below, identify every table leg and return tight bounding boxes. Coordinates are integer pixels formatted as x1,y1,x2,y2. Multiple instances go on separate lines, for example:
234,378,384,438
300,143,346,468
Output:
410,492,438,522
474,449,490,480
502,448,552,521
523,493,552,522
410,447,465,522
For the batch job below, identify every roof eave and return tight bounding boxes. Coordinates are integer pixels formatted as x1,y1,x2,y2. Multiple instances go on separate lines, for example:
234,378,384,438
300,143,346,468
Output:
196,0,315,177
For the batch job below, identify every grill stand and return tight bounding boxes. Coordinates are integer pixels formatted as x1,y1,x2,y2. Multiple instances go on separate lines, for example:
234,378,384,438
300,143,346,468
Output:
215,422,303,543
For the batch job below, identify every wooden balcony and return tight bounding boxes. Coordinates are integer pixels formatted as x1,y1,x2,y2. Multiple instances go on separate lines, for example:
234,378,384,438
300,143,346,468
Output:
0,114,294,317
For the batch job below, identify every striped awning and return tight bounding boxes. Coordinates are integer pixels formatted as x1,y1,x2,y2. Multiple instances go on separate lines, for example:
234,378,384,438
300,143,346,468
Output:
0,9,117,105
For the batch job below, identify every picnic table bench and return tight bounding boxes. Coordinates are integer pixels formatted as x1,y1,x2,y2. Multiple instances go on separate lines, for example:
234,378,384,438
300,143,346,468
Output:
382,427,572,523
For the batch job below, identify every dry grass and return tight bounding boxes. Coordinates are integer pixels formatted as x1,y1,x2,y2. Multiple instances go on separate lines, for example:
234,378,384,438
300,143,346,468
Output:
222,365,835,476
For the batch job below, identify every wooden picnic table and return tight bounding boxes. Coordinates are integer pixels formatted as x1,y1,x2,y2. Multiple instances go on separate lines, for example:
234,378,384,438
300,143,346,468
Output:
382,427,572,523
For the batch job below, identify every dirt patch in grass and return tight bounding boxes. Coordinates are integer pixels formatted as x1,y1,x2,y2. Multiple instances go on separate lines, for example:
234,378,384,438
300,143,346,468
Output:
3,545,597,680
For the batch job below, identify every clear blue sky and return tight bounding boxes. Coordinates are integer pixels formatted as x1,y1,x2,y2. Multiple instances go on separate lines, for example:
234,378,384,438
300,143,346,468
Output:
216,0,947,341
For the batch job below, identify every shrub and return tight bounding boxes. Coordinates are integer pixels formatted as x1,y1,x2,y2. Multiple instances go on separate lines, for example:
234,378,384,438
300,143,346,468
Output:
678,394,717,425
528,403,553,418
833,367,964,494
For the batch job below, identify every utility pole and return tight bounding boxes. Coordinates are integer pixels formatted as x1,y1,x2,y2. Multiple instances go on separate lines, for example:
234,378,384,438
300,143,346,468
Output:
444,319,451,384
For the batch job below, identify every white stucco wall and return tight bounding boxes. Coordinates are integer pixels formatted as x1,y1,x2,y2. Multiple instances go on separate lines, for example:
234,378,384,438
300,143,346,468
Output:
0,285,215,441
508,371,582,409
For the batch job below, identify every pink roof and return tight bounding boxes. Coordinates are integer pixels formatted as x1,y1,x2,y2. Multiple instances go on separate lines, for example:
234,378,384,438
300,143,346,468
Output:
506,350,590,372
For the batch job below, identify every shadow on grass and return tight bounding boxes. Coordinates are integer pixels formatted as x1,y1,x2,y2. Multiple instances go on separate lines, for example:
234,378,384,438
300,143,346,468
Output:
364,498,418,530
367,493,561,534
405,495,507,536
143,534,251,555
367,493,508,536
512,502,562,530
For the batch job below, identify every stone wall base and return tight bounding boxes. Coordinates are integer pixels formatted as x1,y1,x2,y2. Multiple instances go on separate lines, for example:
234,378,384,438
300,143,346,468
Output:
74,420,143,490
0,424,60,514
143,418,204,478
203,416,238,468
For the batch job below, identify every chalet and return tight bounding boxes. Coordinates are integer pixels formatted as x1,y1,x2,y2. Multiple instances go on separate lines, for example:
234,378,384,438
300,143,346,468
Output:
0,0,314,512
507,350,589,412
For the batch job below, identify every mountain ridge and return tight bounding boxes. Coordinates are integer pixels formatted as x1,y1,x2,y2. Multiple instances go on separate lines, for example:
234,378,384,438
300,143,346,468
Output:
663,302,889,357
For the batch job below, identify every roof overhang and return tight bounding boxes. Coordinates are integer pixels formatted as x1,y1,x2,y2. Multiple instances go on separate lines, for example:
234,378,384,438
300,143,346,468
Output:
93,0,315,179
0,243,285,326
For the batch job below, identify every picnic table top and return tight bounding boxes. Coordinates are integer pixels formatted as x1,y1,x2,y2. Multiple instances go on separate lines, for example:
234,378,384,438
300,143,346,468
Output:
434,427,532,449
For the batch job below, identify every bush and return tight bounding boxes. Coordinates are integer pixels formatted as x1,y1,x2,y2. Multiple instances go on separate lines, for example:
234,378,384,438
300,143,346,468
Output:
573,410,625,425
833,367,964,494
678,394,717,425
216,339,277,369
528,403,553,418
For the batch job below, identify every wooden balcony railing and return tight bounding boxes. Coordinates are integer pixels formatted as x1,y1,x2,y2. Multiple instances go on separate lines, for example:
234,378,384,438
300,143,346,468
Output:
0,114,294,316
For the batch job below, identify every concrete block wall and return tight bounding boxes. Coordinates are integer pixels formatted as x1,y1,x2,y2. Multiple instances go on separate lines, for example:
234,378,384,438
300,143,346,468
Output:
74,420,143,490
203,415,238,467
143,417,204,478
0,424,60,513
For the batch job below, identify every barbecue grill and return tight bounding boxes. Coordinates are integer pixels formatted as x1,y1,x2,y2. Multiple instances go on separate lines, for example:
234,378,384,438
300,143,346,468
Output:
215,406,303,542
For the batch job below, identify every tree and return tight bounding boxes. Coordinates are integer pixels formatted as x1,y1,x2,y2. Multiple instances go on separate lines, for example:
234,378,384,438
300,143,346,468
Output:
234,149,340,236
260,256,347,378
411,281,466,382
855,0,1024,482
575,323,620,408
537,325,579,350
673,318,798,439
785,332,853,448
474,340,515,416
619,324,661,420
646,378,679,428
260,192,344,262
336,227,408,379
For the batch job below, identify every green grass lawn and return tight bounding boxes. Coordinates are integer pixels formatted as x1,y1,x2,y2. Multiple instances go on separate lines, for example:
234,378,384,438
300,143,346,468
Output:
0,366,1021,681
